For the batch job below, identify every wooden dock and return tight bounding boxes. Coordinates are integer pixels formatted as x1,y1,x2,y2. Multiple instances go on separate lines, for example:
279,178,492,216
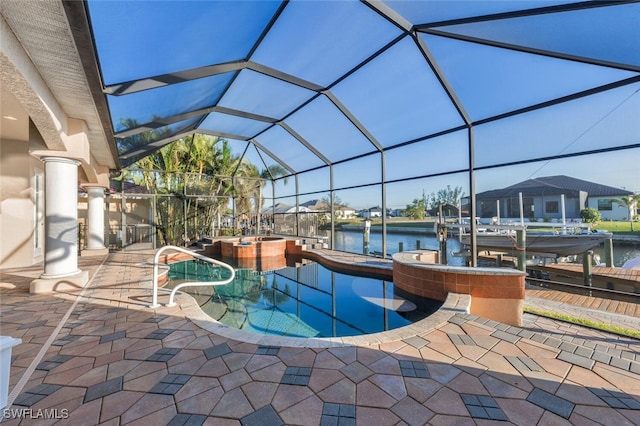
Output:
526,285,640,317
528,263,640,294
477,252,640,314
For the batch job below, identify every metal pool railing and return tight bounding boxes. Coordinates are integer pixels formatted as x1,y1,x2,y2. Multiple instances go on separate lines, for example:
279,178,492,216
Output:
151,245,235,308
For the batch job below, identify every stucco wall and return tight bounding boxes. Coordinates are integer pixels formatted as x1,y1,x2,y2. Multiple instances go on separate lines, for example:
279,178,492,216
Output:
0,139,43,268
588,196,630,221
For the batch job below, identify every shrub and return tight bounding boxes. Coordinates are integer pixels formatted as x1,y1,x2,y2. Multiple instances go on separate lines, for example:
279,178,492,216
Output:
580,208,601,224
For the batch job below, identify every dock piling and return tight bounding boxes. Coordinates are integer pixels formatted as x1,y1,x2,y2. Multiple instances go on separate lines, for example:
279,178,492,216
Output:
604,238,614,267
583,250,593,296
516,229,526,272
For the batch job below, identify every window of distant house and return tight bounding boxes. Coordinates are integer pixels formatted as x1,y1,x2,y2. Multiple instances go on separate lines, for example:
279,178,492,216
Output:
545,201,558,214
597,199,613,211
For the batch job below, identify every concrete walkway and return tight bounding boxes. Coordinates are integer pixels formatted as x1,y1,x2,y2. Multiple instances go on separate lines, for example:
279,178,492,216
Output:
1,250,639,425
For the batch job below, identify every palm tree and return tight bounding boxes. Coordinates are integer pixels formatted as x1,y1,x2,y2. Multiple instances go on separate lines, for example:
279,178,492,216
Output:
616,194,640,231
257,165,289,234
184,135,239,237
232,160,260,233
228,161,290,235
127,134,243,243
133,140,189,244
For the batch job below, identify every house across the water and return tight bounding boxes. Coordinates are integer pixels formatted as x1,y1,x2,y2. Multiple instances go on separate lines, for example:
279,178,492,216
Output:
474,175,633,222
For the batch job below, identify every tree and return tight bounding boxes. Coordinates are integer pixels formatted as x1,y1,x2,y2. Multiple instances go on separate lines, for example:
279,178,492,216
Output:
132,139,189,245
127,134,242,244
428,185,465,217
404,197,426,220
615,194,640,231
232,160,260,231
320,194,348,212
256,165,289,233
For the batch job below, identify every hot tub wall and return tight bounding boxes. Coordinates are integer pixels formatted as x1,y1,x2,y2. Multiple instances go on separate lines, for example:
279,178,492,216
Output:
218,237,287,262
393,251,525,326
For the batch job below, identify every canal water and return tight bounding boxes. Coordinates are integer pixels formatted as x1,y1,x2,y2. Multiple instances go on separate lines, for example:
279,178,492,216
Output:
327,229,640,268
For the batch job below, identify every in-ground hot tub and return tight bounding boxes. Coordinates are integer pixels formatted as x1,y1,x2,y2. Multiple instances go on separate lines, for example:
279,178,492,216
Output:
219,236,287,261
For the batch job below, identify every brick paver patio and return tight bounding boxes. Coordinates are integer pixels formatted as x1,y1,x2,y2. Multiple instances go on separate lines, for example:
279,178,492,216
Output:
1,250,638,425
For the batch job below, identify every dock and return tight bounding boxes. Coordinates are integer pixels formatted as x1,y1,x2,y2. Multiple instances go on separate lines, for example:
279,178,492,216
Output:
526,284,640,318
527,263,640,293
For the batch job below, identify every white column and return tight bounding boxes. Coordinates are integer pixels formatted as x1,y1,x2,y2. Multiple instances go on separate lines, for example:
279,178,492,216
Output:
40,157,81,278
85,186,106,249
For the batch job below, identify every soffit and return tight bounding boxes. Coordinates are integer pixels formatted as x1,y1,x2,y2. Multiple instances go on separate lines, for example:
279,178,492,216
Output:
1,0,117,168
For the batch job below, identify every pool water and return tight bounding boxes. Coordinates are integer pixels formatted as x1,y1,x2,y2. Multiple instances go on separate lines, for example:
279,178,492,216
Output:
168,259,442,338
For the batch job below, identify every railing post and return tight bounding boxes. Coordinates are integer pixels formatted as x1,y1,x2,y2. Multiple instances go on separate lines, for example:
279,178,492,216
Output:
398,242,403,253
150,249,163,308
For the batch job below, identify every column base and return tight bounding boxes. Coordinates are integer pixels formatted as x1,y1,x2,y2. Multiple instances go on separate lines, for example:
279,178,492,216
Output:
81,247,109,257
30,270,89,294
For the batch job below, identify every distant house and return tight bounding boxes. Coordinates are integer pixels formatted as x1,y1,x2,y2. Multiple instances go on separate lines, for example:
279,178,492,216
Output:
387,208,404,218
300,199,326,210
335,207,357,219
475,175,632,221
261,203,312,214
301,199,356,218
360,206,383,218
427,203,460,218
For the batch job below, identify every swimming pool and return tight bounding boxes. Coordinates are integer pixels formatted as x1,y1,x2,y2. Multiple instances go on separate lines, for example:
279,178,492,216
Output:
167,259,442,338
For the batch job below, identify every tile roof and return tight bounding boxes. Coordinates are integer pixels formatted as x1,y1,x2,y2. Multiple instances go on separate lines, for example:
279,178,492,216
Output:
478,175,631,198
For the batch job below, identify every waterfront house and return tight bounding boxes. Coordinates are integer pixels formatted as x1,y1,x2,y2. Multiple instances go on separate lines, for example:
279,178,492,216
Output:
475,175,633,221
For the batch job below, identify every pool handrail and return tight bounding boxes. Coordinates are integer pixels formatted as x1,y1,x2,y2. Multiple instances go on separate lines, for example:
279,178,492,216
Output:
151,245,235,308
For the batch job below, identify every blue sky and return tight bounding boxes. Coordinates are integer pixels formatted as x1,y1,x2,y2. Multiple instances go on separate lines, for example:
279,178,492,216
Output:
87,1,639,210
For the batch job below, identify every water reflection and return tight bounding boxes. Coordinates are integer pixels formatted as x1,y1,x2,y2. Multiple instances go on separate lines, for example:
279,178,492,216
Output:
328,230,639,267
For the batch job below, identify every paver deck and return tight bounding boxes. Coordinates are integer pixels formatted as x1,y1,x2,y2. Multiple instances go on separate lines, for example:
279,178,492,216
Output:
1,250,639,425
